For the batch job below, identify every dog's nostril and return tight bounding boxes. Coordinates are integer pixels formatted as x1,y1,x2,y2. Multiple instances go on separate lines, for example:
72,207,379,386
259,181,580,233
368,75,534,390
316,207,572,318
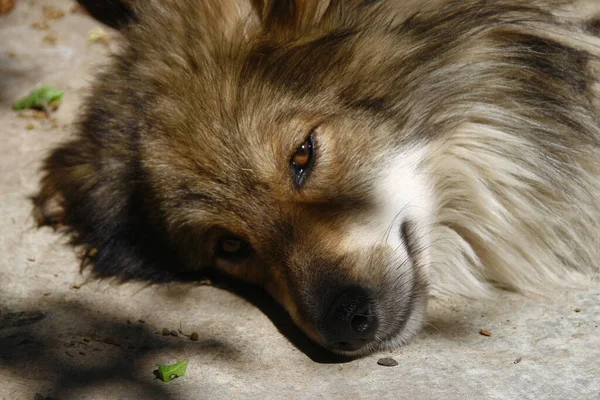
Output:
351,314,371,334
322,286,379,351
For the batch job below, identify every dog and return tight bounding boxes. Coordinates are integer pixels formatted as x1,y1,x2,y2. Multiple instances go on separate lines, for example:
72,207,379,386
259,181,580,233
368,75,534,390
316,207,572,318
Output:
33,0,600,356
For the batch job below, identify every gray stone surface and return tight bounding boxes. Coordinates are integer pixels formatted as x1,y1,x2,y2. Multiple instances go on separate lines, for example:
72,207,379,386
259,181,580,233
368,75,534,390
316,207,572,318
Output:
1,1,599,399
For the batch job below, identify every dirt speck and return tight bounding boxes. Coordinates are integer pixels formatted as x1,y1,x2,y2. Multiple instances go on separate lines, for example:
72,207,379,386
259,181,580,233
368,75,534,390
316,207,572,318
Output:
574,307,582,313
70,4,89,15
103,337,120,347
43,33,58,45
42,6,65,20
479,329,492,337
32,20,49,30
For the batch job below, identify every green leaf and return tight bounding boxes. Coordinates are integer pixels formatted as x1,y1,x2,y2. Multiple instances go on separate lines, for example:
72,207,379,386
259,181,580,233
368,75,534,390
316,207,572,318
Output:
12,85,64,110
154,360,189,382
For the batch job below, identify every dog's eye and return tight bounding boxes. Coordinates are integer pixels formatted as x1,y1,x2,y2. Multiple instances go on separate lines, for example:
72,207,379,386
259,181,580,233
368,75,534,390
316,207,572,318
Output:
291,132,315,188
216,237,252,260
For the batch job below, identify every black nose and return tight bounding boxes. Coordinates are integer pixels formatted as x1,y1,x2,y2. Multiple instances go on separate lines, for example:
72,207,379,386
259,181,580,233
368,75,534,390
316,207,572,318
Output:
322,287,378,352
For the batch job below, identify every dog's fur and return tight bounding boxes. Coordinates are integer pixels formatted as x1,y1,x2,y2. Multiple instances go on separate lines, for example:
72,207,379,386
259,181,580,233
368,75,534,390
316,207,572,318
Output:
34,0,600,356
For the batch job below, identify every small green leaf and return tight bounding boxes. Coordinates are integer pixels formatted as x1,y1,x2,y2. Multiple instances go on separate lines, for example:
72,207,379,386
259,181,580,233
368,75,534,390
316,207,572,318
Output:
154,360,189,382
12,85,64,110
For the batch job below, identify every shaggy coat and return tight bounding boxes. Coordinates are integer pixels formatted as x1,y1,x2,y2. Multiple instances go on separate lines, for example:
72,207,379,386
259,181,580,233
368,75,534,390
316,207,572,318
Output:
35,0,600,355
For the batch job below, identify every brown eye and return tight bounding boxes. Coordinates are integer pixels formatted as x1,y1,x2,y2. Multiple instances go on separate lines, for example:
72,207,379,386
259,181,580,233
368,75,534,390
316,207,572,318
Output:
216,236,252,260
290,132,315,188
293,140,312,167
220,239,241,253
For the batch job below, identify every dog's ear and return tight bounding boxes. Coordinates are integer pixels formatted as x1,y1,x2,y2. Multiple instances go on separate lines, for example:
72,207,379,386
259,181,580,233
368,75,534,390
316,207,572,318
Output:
252,0,333,35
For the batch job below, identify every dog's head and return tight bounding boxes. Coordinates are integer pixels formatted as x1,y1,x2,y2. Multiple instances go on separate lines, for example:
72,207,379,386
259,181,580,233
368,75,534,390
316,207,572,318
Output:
144,99,432,355
132,0,437,355
38,0,600,356
37,0,442,356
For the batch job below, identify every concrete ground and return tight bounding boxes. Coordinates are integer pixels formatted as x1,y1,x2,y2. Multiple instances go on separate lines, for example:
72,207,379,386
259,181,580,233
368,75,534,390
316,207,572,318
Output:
1,1,599,399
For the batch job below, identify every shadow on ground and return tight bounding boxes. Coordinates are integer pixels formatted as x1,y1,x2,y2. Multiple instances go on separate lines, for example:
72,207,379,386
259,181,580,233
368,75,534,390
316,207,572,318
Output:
0,272,353,399
0,299,235,399
210,275,354,364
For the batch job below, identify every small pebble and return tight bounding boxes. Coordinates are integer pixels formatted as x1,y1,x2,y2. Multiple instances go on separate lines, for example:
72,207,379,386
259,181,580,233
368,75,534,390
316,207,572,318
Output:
514,357,522,364
42,5,65,20
574,308,582,313
71,4,89,14
0,0,16,14
88,27,111,45
43,33,57,45
479,329,492,336
377,357,398,367
103,337,120,346
32,21,49,30
190,332,199,341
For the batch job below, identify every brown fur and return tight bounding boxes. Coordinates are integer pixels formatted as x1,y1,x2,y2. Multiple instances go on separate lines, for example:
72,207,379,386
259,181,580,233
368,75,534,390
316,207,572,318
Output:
34,0,600,355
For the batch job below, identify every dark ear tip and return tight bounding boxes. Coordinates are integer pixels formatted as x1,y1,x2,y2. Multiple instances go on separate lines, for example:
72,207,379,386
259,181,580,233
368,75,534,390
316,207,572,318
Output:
76,0,136,30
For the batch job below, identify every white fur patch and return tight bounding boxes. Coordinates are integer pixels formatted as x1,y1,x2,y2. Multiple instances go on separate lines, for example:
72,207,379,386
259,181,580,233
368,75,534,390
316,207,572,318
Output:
340,147,433,256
